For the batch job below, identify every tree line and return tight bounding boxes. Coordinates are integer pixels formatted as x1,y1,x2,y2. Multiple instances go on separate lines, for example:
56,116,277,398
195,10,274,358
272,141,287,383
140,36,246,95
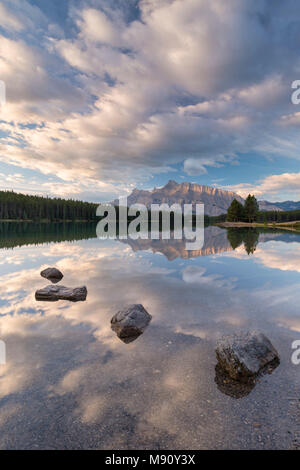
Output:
1,189,300,225
205,194,300,224
0,190,98,221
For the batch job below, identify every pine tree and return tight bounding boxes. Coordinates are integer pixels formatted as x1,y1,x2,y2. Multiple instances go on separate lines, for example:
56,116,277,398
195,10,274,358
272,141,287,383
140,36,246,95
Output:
244,195,259,222
226,199,245,222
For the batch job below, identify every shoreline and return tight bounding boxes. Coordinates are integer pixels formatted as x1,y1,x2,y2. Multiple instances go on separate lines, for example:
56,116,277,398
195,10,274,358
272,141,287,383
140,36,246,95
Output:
218,221,300,231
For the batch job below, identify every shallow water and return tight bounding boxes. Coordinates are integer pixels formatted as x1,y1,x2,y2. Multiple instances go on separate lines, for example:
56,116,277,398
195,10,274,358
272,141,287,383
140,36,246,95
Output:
0,224,299,449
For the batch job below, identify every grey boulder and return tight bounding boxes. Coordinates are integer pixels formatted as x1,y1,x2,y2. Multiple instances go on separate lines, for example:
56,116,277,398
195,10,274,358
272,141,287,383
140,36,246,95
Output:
41,267,63,283
35,285,87,302
111,304,152,342
216,330,280,382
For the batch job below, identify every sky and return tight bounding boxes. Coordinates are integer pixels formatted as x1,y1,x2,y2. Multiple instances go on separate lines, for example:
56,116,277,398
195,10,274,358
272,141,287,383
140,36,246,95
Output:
1,0,300,202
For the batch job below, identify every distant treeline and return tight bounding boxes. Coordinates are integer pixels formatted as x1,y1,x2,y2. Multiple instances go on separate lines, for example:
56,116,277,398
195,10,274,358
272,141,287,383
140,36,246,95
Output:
2,189,300,225
0,190,98,221
0,190,210,224
256,209,300,223
207,209,300,224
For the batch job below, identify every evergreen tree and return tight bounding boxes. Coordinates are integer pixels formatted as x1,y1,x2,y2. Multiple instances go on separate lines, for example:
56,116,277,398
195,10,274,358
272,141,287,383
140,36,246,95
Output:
263,212,267,226
0,190,98,221
244,194,259,222
226,199,245,222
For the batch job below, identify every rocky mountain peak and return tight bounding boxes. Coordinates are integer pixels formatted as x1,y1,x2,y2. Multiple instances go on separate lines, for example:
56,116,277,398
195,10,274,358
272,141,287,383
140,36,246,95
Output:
113,180,245,216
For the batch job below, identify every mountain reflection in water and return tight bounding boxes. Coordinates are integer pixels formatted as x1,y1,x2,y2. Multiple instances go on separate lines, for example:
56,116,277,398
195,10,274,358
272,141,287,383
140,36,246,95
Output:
0,222,299,260
0,223,299,449
120,226,300,260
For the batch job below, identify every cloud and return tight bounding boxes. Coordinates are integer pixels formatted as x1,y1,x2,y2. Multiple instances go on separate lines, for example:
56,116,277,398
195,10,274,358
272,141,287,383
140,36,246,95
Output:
222,238,300,273
184,159,207,176
224,171,300,200
77,8,122,45
0,169,134,202
0,2,24,32
0,0,47,33
1,0,300,198
182,265,236,289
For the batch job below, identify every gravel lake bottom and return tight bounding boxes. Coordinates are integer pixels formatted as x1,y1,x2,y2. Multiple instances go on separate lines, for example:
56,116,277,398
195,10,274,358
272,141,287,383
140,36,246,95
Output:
0,224,299,449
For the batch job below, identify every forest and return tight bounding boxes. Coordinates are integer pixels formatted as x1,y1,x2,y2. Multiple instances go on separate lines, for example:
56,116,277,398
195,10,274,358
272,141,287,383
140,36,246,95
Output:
0,190,98,221
1,189,300,225
207,209,300,225
207,194,300,225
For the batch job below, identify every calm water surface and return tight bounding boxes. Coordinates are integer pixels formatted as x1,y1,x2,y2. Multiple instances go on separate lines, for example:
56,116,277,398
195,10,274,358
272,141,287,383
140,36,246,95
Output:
0,224,299,449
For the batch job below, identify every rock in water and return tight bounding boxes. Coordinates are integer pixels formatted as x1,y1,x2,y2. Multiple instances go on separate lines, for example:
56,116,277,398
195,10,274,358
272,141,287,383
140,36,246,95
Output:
40,267,63,283
216,330,279,382
214,363,256,399
35,285,87,302
111,304,152,342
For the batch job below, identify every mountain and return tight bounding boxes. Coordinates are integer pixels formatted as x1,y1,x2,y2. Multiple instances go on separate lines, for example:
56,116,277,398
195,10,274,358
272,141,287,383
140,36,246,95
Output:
113,180,245,216
112,180,300,215
258,200,283,212
258,200,300,211
266,201,300,211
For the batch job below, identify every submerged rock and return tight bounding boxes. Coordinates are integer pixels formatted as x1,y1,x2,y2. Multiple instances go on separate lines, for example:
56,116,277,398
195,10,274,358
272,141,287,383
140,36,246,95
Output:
115,332,143,344
216,330,280,382
214,359,279,398
40,267,63,283
111,304,152,342
35,285,87,302
214,363,256,399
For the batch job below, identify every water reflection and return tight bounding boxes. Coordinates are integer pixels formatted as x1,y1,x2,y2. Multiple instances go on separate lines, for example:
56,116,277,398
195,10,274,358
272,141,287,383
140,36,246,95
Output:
120,226,300,260
0,222,299,260
214,364,256,398
111,327,147,344
120,226,232,259
0,221,97,249
0,224,299,448
215,358,280,399
227,228,259,255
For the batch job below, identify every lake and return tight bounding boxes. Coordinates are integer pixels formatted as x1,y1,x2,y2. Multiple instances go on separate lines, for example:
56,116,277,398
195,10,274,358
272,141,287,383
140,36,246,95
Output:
0,223,299,449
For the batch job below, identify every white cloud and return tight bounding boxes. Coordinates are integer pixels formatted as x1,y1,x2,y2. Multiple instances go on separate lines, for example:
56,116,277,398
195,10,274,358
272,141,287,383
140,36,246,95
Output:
0,2,24,32
1,0,300,198
78,8,121,45
224,171,300,200
0,0,47,33
184,159,207,176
